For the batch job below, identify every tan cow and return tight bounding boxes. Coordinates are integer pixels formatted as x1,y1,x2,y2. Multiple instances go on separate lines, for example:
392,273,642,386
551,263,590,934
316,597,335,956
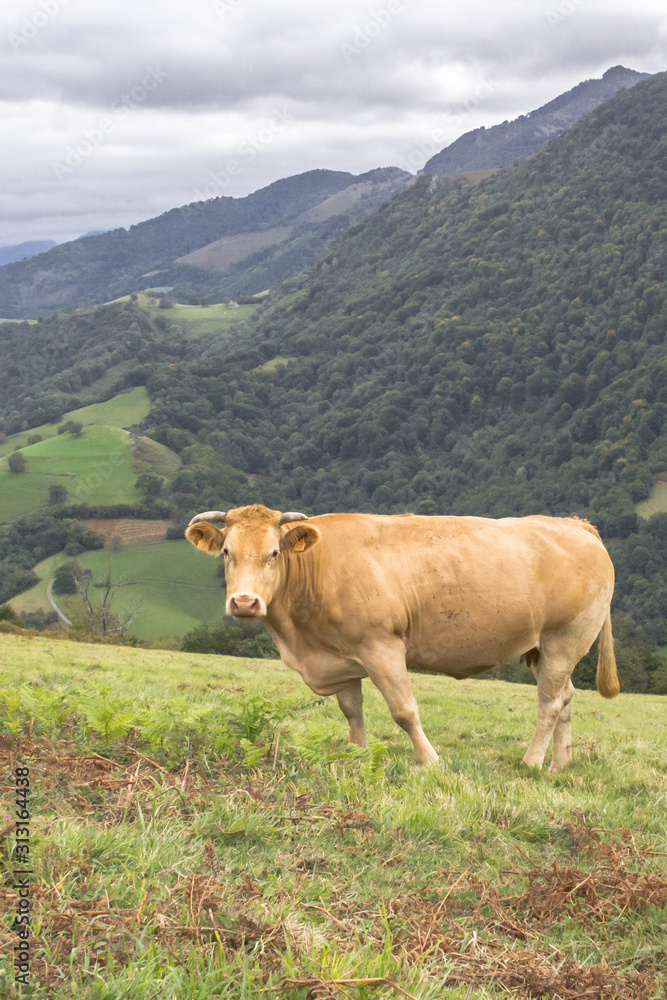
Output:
185,505,619,771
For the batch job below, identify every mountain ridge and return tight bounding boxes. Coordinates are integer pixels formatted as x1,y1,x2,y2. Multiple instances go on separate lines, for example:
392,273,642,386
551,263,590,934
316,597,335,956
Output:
421,65,650,177
0,168,411,318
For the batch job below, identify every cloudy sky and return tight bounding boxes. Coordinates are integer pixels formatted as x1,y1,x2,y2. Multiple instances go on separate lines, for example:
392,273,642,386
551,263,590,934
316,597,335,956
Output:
1,0,665,246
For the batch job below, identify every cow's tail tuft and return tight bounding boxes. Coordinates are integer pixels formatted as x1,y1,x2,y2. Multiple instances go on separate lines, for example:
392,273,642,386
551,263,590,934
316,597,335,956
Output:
596,611,620,699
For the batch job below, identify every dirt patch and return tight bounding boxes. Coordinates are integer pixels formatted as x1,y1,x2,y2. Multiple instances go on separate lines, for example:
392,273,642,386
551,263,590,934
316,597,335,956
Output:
82,518,172,544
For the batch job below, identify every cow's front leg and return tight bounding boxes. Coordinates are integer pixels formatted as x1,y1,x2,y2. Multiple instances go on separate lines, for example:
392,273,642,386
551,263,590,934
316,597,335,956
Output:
336,679,367,747
365,646,439,765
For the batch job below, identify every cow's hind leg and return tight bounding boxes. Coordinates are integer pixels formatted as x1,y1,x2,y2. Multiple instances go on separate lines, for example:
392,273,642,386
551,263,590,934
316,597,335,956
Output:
364,646,439,765
550,679,575,773
523,643,576,771
336,679,367,747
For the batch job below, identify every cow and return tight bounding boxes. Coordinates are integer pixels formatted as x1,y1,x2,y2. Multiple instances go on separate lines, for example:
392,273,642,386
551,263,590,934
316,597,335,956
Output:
185,505,619,771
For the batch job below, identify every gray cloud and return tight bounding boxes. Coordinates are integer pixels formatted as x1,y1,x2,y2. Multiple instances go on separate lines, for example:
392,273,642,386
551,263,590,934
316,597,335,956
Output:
0,0,664,245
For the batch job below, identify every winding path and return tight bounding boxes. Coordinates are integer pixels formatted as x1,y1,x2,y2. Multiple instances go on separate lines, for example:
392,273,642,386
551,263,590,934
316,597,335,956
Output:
46,580,72,626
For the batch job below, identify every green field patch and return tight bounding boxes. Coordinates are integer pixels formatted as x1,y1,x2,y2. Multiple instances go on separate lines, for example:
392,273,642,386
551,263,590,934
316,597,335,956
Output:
252,355,296,373
132,434,181,478
10,540,224,640
120,293,258,337
0,387,150,458
62,385,150,429
0,424,139,522
66,540,223,640
9,551,69,615
636,479,667,519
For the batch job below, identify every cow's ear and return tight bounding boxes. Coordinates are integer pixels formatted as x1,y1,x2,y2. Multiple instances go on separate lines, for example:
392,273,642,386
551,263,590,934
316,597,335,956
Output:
185,521,225,555
281,522,321,554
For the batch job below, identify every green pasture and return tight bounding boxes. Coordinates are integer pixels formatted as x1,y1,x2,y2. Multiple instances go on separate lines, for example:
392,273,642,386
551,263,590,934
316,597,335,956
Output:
636,480,667,519
0,424,139,523
119,293,258,337
60,385,150,430
6,551,68,615
253,354,297,373
0,387,150,459
0,633,665,999
11,540,224,640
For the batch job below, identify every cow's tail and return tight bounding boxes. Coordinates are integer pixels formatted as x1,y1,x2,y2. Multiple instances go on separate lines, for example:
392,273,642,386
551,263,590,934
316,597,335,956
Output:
596,611,620,699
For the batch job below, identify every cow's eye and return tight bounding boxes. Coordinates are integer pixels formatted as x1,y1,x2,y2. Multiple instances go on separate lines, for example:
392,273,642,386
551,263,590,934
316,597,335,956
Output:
222,547,229,558
268,548,279,561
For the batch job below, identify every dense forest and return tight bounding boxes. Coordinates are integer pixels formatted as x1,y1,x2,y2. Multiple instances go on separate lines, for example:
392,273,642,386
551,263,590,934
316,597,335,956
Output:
145,72,667,653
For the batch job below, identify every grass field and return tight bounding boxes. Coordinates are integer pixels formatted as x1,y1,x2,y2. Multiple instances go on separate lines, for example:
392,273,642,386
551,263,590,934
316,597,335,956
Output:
0,425,139,523
112,294,259,338
0,388,151,460
10,540,224,640
0,633,665,998
636,479,667,519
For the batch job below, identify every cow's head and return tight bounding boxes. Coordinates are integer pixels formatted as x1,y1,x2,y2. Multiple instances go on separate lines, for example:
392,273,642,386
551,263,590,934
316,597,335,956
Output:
185,504,320,618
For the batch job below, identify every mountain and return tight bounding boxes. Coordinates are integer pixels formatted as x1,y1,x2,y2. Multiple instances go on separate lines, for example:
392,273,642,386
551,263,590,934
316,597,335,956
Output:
421,65,650,177
0,240,57,268
146,71,667,659
0,168,411,319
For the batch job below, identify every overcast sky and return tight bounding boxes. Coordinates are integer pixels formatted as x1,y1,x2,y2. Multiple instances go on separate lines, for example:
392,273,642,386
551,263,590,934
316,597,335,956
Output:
1,0,665,246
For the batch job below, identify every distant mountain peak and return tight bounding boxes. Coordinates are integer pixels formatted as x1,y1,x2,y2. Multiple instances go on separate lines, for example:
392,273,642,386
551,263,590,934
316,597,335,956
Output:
421,65,651,178
0,240,57,267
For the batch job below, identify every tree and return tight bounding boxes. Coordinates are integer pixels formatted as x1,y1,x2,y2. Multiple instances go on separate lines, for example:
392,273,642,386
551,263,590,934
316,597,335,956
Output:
48,484,68,505
73,564,139,638
7,451,26,473
136,473,163,498
57,420,83,437
53,561,78,595
0,603,20,624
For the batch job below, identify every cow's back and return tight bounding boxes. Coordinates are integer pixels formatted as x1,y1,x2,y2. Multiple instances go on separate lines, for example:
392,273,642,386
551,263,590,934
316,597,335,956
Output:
274,513,614,678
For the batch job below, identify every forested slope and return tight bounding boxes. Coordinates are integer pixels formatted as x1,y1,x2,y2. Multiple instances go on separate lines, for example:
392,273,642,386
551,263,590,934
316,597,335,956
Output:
0,301,192,432
147,71,667,650
422,65,648,177
0,169,410,318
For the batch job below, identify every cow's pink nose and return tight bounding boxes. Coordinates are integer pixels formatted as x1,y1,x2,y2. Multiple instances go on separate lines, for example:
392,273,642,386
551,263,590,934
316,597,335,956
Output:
228,594,263,617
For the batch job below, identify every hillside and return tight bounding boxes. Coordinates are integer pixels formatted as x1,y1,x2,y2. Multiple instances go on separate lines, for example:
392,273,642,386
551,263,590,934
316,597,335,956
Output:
10,538,224,640
0,168,410,318
422,65,649,177
0,632,665,996
146,71,667,653
0,296,259,433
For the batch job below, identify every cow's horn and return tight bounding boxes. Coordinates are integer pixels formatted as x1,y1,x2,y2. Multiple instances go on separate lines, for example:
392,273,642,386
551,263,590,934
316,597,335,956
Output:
188,510,227,526
280,511,309,524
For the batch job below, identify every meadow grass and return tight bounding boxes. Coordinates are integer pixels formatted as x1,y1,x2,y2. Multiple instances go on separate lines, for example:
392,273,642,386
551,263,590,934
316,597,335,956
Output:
0,633,665,999
110,294,259,338
10,540,224,640
0,426,139,523
0,389,150,461
636,481,667,519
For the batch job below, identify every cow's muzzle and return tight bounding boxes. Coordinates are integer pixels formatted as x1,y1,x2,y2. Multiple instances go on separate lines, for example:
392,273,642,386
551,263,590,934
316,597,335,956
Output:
227,593,267,618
